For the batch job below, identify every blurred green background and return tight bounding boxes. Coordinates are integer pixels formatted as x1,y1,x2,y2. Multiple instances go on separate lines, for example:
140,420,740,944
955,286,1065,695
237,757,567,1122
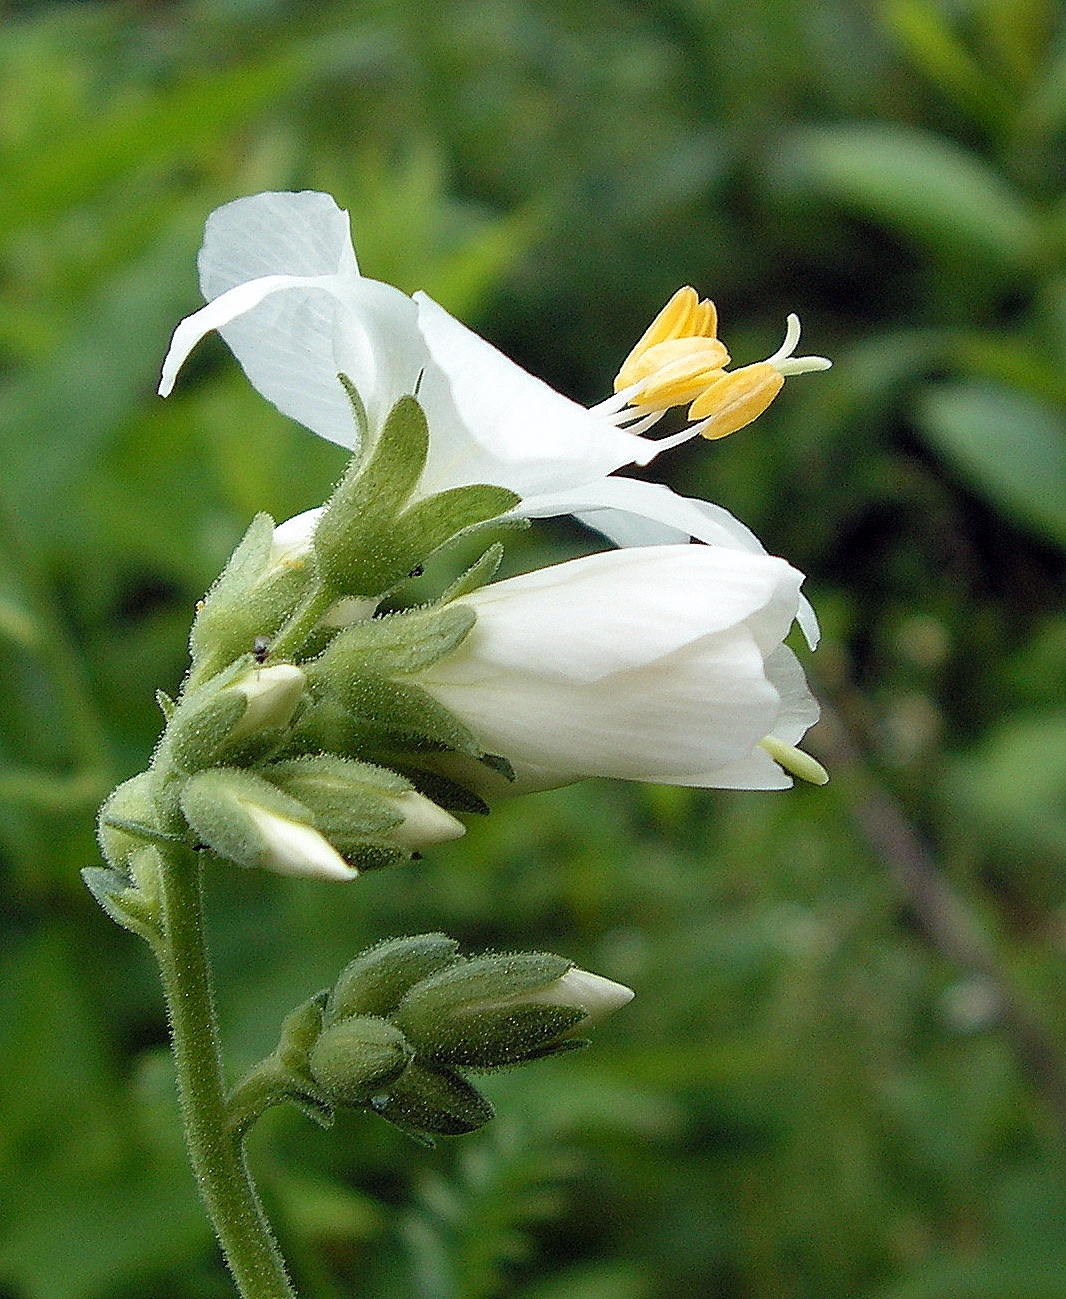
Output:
3,0,1066,1296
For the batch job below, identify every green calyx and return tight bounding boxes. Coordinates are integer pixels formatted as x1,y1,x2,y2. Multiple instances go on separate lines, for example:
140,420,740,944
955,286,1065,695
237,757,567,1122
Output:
312,394,519,601
188,513,313,689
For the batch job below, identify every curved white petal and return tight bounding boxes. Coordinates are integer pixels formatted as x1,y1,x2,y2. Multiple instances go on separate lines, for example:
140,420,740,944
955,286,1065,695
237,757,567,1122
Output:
413,545,816,789
451,545,802,684
413,292,658,496
198,190,360,294
160,272,427,448
516,476,820,648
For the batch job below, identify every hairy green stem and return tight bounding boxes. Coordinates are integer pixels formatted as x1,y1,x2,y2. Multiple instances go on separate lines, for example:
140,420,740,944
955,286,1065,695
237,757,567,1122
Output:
156,844,298,1299
268,583,337,662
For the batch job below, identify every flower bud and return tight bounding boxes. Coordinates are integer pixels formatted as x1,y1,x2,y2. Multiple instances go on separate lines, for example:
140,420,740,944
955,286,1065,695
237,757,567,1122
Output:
228,664,306,741
180,768,356,880
307,1016,414,1107
261,756,465,870
167,662,306,772
325,934,461,1024
395,953,634,1069
97,771,160,871
188,512,313,685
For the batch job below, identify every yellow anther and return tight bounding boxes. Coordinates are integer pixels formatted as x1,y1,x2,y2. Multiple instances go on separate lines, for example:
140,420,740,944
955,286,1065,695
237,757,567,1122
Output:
760,736,829,786
620,337,731,411
615,286,720,393
688,362,784,440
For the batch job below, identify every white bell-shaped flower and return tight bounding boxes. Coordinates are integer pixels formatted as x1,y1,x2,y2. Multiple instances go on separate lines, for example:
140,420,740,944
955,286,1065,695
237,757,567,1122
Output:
413,544,821,790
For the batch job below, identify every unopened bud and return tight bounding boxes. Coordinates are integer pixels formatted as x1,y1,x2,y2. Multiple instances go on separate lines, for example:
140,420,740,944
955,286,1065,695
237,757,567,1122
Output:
180,768,356,880
308,1016,414,1107
261,756,465,870
326,934,461,1024
228,663,306,740
395,953,634,1069
167,661,306,772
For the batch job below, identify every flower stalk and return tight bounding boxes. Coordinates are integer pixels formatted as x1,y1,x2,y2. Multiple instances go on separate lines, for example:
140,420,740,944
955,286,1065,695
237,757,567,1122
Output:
153,842,297,1299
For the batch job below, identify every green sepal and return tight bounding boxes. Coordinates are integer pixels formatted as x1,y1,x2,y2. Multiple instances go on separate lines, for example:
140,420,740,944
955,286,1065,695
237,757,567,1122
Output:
98,816,185,849
81,866,160,945
393,482,520,576
440,542,505,603
313,674,485,759
395,952,579,1068
313,395,520,600
156,690,175,720
367,1062,495,1141
313,396,430,598
325,934,462,1025
188,513,313,687
313,603,476,679
395,767,493,816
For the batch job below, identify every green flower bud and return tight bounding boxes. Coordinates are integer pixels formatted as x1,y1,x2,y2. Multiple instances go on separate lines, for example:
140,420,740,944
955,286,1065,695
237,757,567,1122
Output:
180,768,356,880
325,934,461,1024
262,756,465,869
368,1062,495,1138
395,954,634,1069
167,662,306,773
97,771,160,870
307,1016,414,1107
189,512,314,686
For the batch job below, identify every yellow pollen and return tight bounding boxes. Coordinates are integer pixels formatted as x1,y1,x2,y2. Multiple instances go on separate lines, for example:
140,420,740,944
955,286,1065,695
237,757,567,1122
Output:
620,337,731,411
615,286,720,394
688,362,784,439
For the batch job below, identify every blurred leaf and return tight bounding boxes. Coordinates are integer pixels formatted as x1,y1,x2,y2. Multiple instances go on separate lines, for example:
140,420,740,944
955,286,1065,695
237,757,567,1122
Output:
949,710,1066,861
881,0,1013,131
777,122,1039,270
877,1254,1066,1299
0,55,301,241
0,214,203,531
914,379,1066,548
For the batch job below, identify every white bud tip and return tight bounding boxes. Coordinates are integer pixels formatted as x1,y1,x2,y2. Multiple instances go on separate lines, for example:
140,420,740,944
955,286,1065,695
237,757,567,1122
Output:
553,967,635,1022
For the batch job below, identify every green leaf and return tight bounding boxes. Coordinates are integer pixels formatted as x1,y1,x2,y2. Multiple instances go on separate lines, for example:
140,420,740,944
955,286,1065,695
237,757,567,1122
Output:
914,379,1066,548
778,123,1039,270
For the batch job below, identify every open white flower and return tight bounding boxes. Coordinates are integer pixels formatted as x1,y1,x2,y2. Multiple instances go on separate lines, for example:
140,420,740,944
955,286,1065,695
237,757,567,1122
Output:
158,190,829,599
413,544,824,790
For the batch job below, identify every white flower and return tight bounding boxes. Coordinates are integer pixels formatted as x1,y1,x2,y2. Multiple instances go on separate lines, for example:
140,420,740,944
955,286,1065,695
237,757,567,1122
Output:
412,545,823,791
158,190,828,609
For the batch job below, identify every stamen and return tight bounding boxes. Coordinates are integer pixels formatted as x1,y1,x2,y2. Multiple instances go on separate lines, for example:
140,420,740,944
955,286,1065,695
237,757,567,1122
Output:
760,736,829,785
688,363,783,438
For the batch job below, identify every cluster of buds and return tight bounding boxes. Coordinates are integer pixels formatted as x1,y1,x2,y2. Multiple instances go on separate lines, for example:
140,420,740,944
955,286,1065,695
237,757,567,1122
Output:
231,934,633,1142
93,394,522,907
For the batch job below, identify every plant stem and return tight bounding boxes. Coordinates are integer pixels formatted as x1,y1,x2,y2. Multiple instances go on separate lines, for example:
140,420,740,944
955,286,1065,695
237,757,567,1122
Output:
156,843,298,1299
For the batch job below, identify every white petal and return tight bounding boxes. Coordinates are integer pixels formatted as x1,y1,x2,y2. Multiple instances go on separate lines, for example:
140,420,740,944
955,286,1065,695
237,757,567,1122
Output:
414,546,812,786
413,292,657,496
449,545,802,684
420,623,781,785
517,477,820,649
197,191,360,295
